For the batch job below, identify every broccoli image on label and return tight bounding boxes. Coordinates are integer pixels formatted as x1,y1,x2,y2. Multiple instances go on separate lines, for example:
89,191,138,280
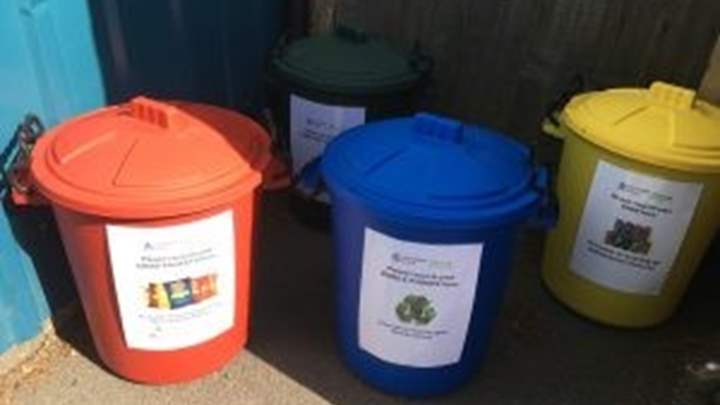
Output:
395,294,437,325
416,303,437,325
395,299,414,323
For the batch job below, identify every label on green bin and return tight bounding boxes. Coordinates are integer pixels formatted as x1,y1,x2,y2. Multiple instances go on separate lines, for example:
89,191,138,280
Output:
290,95,365,176
570,161,702,295
358,228,483,368
106,211,236,351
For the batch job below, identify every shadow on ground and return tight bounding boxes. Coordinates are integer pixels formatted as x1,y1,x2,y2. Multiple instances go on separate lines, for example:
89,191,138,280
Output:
0,128,100,371
1,196,103,367
249,192,720,405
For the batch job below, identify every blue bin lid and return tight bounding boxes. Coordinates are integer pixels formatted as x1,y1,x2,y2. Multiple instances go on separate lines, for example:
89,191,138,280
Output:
321,113,546,227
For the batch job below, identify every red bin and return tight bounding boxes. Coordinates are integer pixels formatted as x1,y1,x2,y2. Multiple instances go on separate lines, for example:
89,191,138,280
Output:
24,97,271,383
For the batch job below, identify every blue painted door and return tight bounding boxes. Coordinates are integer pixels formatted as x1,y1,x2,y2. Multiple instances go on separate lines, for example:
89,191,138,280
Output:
0,0,105,352
89,0,285,112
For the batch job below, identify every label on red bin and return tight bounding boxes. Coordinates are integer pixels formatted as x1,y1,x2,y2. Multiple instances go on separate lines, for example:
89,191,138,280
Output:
106,211,236,351
570,161,702,295
358,228,483,368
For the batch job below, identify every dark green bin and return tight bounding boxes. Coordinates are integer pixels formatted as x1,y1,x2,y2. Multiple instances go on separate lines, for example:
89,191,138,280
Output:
268,26,432,224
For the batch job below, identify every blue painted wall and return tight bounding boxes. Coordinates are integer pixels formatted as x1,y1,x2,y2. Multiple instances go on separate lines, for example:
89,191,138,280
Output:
0,0,106,353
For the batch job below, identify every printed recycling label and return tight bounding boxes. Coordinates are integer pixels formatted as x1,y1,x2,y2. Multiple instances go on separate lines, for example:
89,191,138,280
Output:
289,94,365,176
570,161,702,295
358,228,483,368
106,211,236,351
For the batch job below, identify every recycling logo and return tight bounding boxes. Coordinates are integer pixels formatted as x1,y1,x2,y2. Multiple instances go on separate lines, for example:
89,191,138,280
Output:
395,294,437,325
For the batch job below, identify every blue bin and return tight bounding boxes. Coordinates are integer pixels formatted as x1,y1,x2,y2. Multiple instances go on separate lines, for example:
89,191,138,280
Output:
320,113,554,396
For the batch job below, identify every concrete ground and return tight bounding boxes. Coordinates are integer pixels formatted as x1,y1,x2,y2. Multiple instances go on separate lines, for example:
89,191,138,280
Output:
4,192,720,404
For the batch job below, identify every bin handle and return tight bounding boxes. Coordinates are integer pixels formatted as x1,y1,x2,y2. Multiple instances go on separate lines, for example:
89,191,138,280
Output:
334,25,369,43
6,114,48,206
540,74,586,141
409,40,434,77
295,157,326,199
528,166,558,229
263,155,292,191
541,115,567,140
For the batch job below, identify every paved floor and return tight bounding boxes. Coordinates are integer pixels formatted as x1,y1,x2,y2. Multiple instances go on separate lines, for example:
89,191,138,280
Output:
7,193,720,404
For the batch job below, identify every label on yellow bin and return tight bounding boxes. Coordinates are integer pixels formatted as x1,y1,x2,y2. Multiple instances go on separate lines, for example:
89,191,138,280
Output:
570,161,702,295
358,228,483,368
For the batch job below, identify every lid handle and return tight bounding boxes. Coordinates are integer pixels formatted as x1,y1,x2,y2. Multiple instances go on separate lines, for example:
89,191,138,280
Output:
334,25,368,44
527,166,558,229
649,81,697,111
127,97,188,131
413,113,463,143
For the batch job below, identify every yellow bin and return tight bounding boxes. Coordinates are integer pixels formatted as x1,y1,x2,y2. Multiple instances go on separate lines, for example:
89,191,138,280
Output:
542,81,720,327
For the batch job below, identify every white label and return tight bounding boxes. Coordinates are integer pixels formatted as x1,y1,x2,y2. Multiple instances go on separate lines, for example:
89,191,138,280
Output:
289,94,365,175
106,211,236,351
359,228,483,368
570,161,702,295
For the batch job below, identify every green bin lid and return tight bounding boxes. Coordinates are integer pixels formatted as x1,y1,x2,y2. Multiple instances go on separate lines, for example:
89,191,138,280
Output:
272,26,430,96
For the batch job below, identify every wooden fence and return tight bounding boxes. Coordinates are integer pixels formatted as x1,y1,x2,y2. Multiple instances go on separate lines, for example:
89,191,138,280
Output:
313,0,720,143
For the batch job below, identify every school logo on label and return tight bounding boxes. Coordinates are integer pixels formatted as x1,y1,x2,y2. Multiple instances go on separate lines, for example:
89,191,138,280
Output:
618,181,672,203
391,252,424,266
143,240,189,252
391,253,452,270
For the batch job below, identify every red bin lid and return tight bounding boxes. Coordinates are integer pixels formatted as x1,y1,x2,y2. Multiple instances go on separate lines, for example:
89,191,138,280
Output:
31,97,271,219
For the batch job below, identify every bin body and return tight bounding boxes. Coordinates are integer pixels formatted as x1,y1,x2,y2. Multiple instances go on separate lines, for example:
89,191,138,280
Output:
542,82,720,327
53,197,258,383
331,185,518,396
321,114,548,396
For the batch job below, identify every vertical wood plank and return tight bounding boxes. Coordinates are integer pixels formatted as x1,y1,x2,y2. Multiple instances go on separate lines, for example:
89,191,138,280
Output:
700,36,720,104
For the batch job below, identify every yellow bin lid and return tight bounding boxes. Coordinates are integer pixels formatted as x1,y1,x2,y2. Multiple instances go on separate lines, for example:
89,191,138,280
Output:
562,81,720,173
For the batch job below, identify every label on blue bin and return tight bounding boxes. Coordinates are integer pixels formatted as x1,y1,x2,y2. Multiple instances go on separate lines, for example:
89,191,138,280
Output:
359,228,483,368
106,211,236,351
570,161,702,295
